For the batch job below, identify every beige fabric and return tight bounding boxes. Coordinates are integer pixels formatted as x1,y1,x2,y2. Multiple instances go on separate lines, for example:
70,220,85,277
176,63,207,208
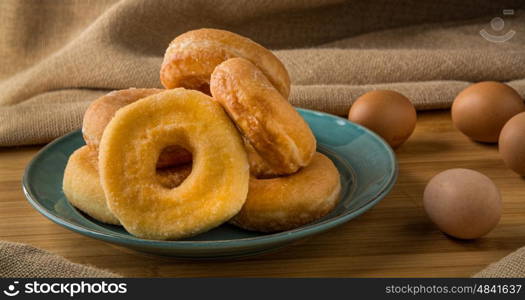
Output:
0,241,119,278
474,247,525,278
1,0,525,146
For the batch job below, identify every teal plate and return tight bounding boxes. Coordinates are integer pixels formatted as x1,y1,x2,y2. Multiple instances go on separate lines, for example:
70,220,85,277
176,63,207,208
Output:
22,109,397,258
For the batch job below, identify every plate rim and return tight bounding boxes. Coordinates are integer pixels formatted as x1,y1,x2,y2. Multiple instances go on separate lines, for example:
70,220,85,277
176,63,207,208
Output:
22,108,398,250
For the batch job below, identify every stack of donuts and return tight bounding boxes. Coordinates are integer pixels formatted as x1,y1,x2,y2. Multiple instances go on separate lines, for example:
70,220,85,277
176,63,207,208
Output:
62,29,341,240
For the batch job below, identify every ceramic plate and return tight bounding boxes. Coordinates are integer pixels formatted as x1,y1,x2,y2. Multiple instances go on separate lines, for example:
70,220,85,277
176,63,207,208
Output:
22,108,397,258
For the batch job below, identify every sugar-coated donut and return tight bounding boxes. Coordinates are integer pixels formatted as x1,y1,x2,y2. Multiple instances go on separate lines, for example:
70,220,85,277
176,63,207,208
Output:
231,153,341,232
63,146,192,225
210,57,316,177
160,28,290,98
243,141,289,179
83,88,162,146
63,146,120,225
82,88,192,168
98,88,250,240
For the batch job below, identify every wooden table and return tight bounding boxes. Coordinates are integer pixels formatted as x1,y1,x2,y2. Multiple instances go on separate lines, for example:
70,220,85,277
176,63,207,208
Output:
1,110,524,277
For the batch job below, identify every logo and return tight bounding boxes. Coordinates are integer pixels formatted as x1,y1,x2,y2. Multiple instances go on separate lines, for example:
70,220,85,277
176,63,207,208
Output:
480,9,516,43
3,281,20,297
2,281,127,297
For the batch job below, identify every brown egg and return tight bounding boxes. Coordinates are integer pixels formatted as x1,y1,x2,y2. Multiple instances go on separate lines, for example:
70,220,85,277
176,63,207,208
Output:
348,90,416,148
451,81,524,143
499,112,525,175
423,169,501,240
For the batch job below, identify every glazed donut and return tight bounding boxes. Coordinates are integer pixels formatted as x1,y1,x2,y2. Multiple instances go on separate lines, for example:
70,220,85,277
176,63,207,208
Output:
83,88,162,146
243,141,285,179
98,88,250,240
160,28,290,98
63,146,192,225
210,57,316,177
63,146,120,225
231,153,341,232
82,88,192,168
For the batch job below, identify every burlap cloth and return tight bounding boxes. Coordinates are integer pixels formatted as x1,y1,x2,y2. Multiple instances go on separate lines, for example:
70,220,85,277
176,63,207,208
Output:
474,247,525,278
1,0,525,277
0,241,119,277
1,0,525,146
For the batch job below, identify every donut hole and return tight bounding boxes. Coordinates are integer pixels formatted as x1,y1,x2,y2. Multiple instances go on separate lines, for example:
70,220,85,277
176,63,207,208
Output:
155,145,193,168
155,145,193,189
156,162,193,189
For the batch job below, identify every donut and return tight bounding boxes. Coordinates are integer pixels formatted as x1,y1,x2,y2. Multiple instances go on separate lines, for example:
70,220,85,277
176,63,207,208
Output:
210,57,316,177
63,146,120,225
160,28,290,98
63,146,192,225
98,88,250,240
82,88,192,168
230,153,341,232
83,88,162,146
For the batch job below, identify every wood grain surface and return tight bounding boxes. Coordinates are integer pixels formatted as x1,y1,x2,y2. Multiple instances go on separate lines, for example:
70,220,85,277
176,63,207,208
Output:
1,110,524,277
